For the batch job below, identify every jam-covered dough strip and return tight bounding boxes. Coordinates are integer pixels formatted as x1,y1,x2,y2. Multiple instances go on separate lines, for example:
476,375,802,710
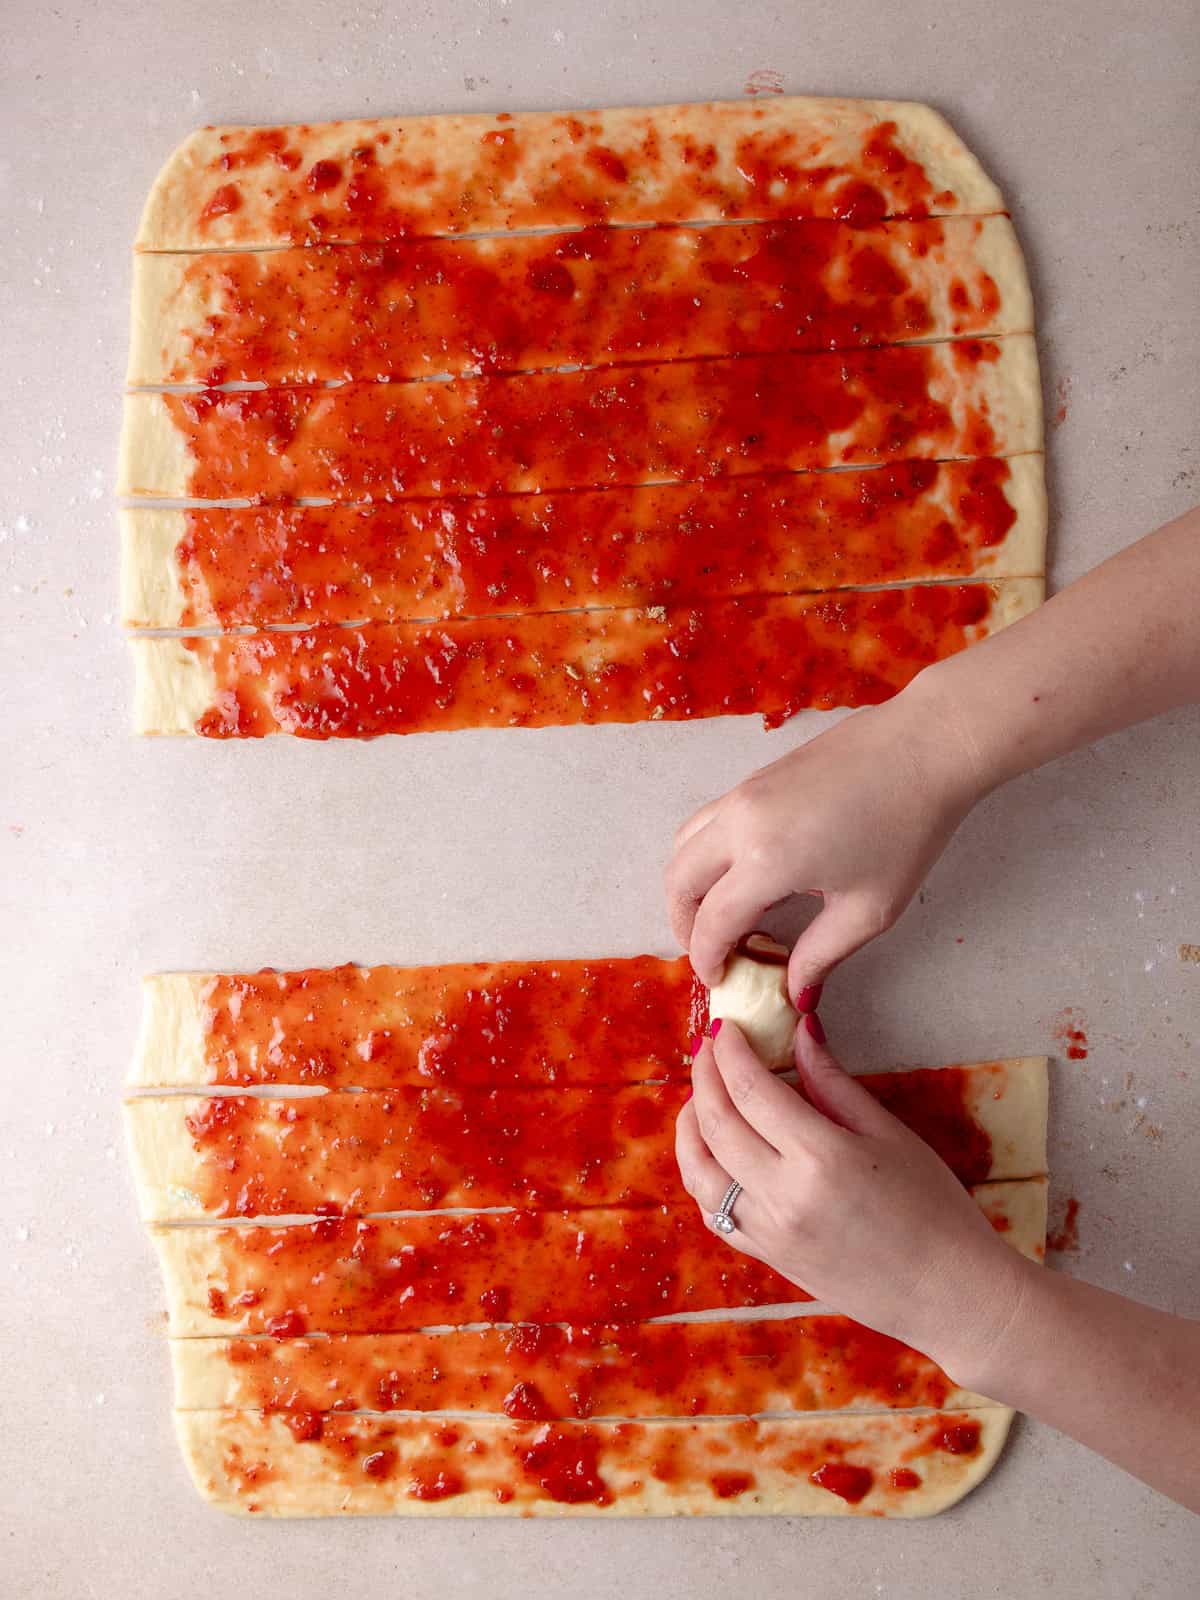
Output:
127,215,1031,386
175,1406,1012,1518
128,955,703,1091
118,337,1042,502
169,1313,994,1416
120,456,1046,631
130,580,1042,740
125,1059,1047,1220
152,1179,1046,1336
135,99,1004,252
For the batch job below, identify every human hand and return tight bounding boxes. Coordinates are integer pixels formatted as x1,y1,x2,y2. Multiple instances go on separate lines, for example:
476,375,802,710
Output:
664,678,984,1001
674,1016,1023,1376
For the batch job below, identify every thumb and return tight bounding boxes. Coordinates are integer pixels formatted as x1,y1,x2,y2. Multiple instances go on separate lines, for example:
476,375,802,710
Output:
793,1013,895,1136
785,895,882,1006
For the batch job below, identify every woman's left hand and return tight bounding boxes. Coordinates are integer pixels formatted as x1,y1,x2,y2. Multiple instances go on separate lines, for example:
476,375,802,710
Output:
675,1017,1025,1377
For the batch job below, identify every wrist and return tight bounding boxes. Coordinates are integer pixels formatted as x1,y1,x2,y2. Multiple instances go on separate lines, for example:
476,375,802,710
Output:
932,1245,1040,1400
895,660,1003,814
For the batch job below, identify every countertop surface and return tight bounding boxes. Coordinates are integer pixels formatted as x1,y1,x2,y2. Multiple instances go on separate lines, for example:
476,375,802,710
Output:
2,2,1197,1595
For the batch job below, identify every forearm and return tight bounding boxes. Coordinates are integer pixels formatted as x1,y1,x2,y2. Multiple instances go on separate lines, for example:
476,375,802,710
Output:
943,1252,1200,1511
907,505,1200,800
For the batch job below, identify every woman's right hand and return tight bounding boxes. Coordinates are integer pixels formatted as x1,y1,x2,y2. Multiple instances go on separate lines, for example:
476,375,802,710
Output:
664,670,986,1002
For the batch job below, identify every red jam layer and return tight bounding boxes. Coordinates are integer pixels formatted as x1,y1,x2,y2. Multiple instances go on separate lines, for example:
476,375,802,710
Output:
191,1314,963,1418
173,1084,687,1214
153,458,1021,629
197,1409,985,1514
163,111,967,247
176,584,1007,739
161,1064,998,1216
147,217,1012,384
154,341,1006,500
170,1206,808,1333
174,957,703,1089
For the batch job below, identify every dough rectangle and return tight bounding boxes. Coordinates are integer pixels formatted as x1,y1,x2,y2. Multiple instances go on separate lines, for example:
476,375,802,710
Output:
175,1407,1014,1518
169,1313,995,1416
124,1059,1047,1221
119,455,1047,630
136,99,1005,251
150,1179,1046,1337
127,216,1031,386
117,336,1043,501
127,956,701,1090
129,580,1045,739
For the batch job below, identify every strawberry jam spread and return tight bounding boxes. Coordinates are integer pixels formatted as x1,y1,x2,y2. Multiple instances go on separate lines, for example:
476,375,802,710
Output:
201,1409,986,1513
180,957,703,1089
153,340,1008,500
178,583,1005,739
168,1062,1003,1217
166,111,973,248
172,1205,808,1334
156,457,1020,629
199,1315,960,1418
150,217,1007,385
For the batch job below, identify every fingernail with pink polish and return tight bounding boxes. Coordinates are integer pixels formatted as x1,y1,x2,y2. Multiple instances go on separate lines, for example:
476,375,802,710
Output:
690,1035,704,1059
795,983,823,1014
709,1018,723,1039
804,1011,826,1045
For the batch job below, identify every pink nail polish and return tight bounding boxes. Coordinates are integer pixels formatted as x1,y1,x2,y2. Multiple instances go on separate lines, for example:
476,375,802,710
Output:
709,1018,722,1039
804,1011,826,1045
690,1035,704,1058
795,983,823,1014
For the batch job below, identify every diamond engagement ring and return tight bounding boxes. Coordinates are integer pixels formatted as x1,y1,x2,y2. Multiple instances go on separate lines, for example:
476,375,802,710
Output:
712,1180,743,1235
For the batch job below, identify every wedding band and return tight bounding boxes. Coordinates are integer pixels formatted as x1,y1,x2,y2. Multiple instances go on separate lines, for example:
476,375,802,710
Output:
712,1180,743,1235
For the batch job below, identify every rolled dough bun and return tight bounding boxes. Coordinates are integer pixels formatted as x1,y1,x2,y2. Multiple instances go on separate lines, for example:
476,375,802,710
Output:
709,935,798,1068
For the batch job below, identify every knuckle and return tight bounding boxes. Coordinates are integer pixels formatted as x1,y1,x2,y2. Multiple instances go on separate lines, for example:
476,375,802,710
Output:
724,1065,758,1106
726,784,762,830
696,1107,723,1148
860,892,899,936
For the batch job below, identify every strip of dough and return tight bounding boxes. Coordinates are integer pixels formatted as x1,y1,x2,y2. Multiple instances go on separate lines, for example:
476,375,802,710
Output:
169,1313,994,1415
855,1056,1048,1186
125,1059,1047,1221
125,1084,686,1219
127,216,1031,386
129,579,1044,739
173,1406,1013,1517
118,336,1042,500
120,456,1047,630
128,956,701,1090
151,1179,1046,1337
135,100,1004,251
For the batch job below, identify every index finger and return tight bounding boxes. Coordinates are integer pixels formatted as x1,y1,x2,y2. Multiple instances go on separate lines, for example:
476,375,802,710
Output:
663,816,731,953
